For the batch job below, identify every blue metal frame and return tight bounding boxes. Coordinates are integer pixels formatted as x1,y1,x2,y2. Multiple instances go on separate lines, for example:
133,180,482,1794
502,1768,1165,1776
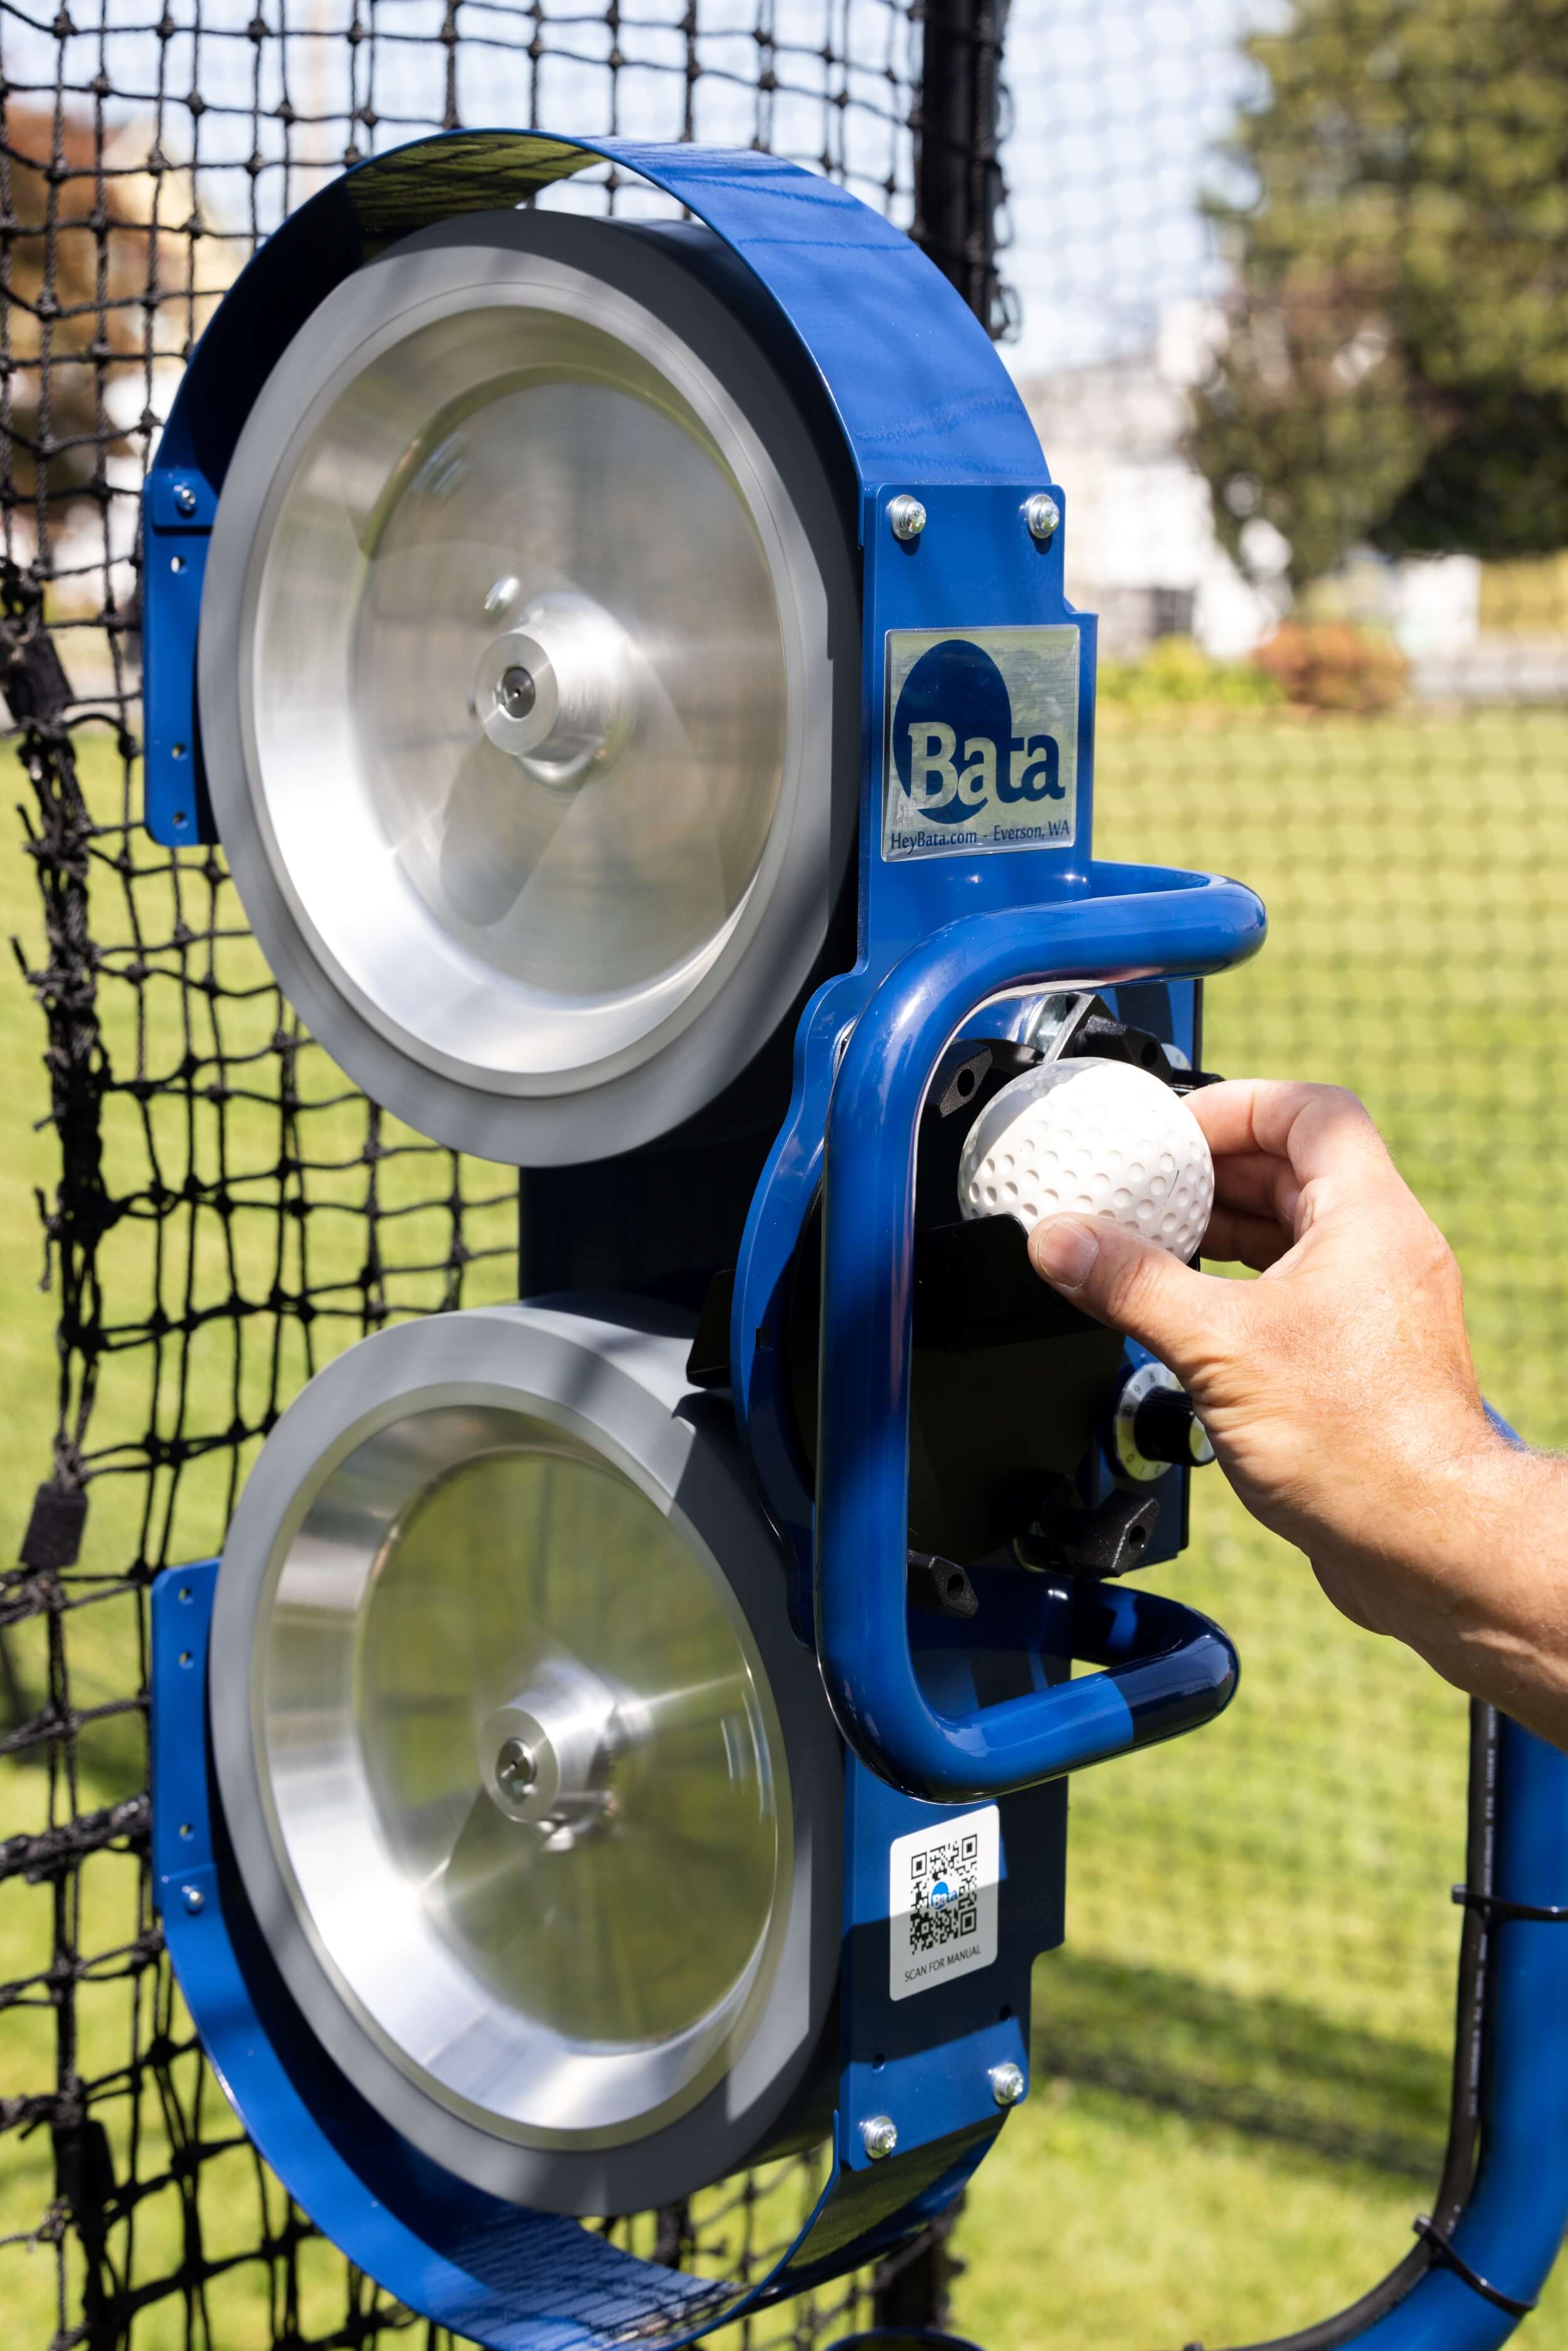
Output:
152,1561,1072,2346
142,469,216,841
140,120,1266,1803
135,125,1568,2351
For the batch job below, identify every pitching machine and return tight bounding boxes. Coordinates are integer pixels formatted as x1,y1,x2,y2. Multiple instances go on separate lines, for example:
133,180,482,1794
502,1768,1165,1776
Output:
144,134,1568,2351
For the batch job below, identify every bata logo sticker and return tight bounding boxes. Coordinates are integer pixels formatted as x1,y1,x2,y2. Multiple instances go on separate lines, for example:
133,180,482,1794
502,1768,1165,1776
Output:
882,625,1081,862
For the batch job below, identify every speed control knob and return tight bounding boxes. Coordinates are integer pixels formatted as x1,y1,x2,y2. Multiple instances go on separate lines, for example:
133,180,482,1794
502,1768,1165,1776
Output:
1112,1361,1216,1483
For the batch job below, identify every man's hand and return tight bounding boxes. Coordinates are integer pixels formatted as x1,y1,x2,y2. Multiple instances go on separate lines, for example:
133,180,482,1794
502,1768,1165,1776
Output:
1027,1080,1568,1744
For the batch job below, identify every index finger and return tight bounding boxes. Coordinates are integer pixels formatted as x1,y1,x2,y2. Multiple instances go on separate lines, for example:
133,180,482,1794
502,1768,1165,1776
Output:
1187,1078,1394,1186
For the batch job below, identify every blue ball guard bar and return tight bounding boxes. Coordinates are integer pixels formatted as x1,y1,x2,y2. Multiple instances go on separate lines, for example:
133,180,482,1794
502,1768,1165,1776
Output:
815,873,1258,1802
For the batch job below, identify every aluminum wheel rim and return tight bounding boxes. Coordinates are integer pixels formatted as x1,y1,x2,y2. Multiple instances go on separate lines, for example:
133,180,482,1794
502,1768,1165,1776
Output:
198,213,854,1165
208,1305,840,2212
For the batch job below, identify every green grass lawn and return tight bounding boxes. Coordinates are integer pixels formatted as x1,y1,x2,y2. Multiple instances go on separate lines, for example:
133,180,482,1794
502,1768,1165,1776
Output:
4,708,1568,2347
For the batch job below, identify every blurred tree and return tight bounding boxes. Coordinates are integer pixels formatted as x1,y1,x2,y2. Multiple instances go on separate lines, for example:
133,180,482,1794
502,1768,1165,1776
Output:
0,105,191,516
1193,0,1568,585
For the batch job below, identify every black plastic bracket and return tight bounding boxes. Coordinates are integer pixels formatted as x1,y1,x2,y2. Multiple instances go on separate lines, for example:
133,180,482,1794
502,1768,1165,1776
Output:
1451,1884,1568,1924
908,1552,980,1619
1015,1488,1162,1581
1411,2217,1537,2318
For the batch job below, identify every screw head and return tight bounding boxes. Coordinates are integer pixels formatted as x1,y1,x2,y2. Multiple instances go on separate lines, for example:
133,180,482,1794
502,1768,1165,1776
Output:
1024,492,1061,544
484,573,521,617
860,2113,898,2160
989,2059,1027,2108
172,482,198,517
887,495,926,544
181,1885,205,1916
496,1736,538,1793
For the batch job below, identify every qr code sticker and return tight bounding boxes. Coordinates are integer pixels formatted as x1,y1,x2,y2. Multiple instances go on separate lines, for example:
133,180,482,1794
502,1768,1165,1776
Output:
889,1805,999,2000
907,1834,982,1951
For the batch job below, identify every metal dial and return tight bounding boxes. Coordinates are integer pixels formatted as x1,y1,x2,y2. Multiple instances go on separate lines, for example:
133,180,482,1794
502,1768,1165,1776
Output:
1111,1359,1216,1483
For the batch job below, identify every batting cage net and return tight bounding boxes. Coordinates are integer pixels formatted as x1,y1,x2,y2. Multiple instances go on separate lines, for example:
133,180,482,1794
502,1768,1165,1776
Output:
4,0,1568,2347
0,5,992,2347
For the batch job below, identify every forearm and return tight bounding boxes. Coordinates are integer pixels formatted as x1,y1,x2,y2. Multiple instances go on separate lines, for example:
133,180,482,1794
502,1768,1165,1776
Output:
1308,1439,1568,1748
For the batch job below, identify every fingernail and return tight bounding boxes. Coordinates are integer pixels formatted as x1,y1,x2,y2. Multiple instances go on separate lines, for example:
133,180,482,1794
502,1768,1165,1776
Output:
1032,1215,1101,1290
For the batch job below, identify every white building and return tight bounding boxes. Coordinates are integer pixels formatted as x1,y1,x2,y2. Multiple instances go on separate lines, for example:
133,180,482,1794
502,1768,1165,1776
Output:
1015,307,1486,687
1015,307,1279,662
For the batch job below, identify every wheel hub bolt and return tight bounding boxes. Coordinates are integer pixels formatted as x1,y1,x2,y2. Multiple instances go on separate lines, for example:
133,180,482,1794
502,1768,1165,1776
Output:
496,1736,538,1793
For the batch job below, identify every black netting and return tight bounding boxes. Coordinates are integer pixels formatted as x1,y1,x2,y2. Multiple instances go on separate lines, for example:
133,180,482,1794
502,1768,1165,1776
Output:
0,6,1004,2342
9,3,1568,2348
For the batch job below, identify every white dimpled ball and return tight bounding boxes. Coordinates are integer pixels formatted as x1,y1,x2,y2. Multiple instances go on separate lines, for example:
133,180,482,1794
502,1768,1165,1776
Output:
956,1056,1214,1257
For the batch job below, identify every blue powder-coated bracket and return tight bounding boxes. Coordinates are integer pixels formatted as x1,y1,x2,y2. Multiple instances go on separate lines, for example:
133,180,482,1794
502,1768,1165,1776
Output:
143,469,216,844
152,1559,1071,2348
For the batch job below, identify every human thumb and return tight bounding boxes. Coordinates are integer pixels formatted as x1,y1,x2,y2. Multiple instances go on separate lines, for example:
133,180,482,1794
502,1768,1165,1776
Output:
1027,1213,1221,1384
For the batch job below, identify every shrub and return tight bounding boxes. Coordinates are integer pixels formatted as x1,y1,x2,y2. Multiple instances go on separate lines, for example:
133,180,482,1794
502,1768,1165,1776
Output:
1098,635,1285,709
1252,621,1408,714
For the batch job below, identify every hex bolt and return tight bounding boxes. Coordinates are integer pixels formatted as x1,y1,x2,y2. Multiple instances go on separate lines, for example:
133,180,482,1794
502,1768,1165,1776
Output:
989,2060,1027,2108
887,495,926,544
860,2113,899,2160
173,482,198,517
1024,492,1061,544
181,1886,206,1916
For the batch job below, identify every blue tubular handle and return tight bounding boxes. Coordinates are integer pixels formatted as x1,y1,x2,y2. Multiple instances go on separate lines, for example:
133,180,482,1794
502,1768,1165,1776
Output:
814,871,1264,1802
